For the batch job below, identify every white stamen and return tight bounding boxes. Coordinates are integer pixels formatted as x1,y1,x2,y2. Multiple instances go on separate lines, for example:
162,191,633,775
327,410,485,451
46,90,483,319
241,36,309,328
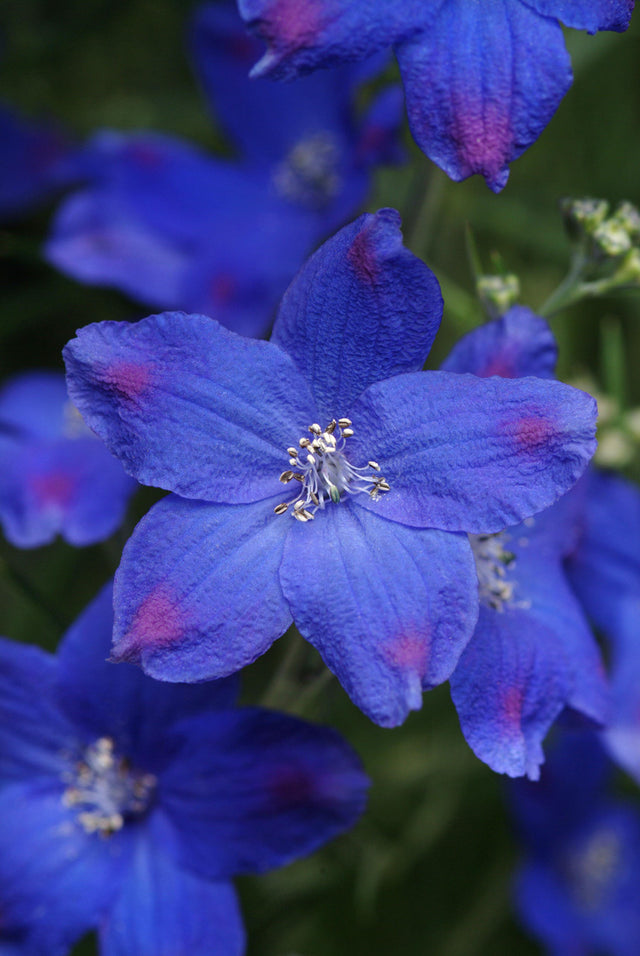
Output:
273,418,390,520
469,532,518,611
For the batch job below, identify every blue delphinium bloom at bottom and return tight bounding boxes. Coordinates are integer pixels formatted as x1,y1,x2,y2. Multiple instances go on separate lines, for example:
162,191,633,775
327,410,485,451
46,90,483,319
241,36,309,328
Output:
510,731,640,956
0,584,368,956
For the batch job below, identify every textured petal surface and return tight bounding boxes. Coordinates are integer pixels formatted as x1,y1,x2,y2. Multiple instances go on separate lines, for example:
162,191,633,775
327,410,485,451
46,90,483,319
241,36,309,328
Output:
0,783,130,956
440,307,557,379
450,606,570,780
161,708,368,878
396,0,572,190
112,495,291,681
350,371,597,532
238,0,431,79
271,210,443,419
56,582,238,771
521,0,634,33
64,312,317,503
279,503,477,727
0,639,76,782
100,815,244,956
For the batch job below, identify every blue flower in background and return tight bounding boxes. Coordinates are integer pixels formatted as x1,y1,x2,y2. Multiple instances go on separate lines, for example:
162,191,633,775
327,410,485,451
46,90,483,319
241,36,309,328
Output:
0,371,136,547
0,582,368,956
442,309,608,779
510,730,640,956
64,210,597,728
45,2,403,338
238,0,634,191
0,105,81,222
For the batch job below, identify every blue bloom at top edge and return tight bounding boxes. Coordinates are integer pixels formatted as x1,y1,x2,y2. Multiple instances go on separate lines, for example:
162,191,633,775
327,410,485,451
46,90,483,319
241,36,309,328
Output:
63,211,597,729
44,2,403,338
0,370,136,548
509,729,640,956
0,582,368,956
237,0,634,191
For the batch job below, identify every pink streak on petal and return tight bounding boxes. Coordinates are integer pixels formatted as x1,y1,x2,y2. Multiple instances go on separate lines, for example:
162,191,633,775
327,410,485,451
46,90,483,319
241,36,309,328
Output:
123,587,186,655
481,355,517,379
347,229,381,284
501,684,524,727
453,99,512,187
513,415,555,451
266,764,314,809
30,470,76,506
210,273,238,307
101,361,152,401
264,0,323,48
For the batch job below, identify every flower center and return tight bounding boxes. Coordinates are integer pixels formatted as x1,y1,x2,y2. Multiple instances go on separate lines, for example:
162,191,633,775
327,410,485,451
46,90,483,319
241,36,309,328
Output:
274,418,389,522
562,827,622,909
272,131,341,209
469,532,517,611
63,737,156,836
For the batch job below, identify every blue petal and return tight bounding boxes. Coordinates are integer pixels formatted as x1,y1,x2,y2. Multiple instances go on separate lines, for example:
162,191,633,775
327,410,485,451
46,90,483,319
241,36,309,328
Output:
0,639,76,782
56,582,238,772
0,783,131,956
450,606,570,779
279,503,477,727
160,708,368,878
603,596,640,784
395,0,572,190
271,210,443,419
100,814,244,956
521,0,634,33
0,371,70,441
238,0,430,79
64,312,318,503
0,436,136,548
440,307,557,379
568,469,640,637
349,371,596,532
112,495,291,681
45,187,189,307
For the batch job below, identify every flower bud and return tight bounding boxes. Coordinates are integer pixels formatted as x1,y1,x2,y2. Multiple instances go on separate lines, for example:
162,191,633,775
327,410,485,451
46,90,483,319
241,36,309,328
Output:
477,273,520,317
560,197,609,240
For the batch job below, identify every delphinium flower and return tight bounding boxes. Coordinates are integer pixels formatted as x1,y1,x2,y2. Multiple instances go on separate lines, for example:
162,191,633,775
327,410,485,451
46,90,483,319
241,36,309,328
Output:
0,582,368,956
45,2,402,338
0,105,81,222
510,730,640,956
237,0,635,191
0,370,136,547
63,210,597,728
440,308,608,779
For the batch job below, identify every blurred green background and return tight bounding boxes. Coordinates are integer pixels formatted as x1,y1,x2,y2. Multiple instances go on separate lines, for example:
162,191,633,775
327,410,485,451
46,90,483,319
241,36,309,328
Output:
1,2,639,954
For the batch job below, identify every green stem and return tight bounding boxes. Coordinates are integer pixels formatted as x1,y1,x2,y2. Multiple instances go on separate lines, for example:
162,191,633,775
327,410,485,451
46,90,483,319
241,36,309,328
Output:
538,252,587,317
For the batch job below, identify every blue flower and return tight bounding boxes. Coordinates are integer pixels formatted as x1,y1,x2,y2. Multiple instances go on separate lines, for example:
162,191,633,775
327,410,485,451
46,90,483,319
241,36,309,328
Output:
0,582,368,956
45,2,403,338
0,370,136,547
63,210,597,728
238,0,634,191
442,308,608,779
510,730,640,956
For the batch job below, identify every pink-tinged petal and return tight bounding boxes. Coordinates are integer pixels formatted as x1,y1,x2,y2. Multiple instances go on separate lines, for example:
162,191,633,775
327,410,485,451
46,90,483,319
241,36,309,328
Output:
239,0,431,79
396,0,572,190
450,607,571,779
279,503,477,727
64,312,318,504
521,0,634,33
112,495,292,681
349,371,597,533
441,307,558,380
271,210,443,419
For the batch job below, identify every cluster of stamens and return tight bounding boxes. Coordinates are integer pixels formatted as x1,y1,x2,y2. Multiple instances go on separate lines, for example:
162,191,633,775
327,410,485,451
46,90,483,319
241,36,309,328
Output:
469,532,517,611
63,737,156,837
274,418,390,522
272,131,340,209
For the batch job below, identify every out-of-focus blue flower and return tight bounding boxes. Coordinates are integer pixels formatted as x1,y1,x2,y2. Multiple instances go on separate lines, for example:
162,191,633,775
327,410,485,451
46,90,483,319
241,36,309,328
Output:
442,308,608,779
0,583,368,956
45,2,403,338
0,105,81,221
238,0,634,192
63,210,597,728
0,370,136,547
510,730,640,956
